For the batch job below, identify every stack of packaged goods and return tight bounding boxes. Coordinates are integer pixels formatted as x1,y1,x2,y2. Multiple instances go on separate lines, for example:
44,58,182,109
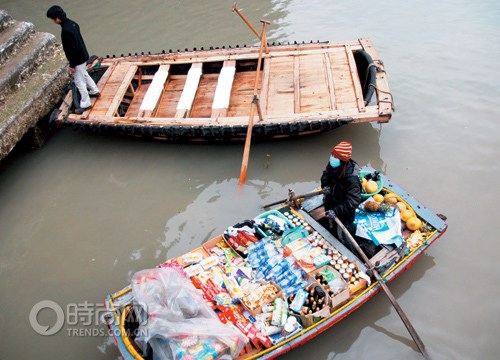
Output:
157,207,369,355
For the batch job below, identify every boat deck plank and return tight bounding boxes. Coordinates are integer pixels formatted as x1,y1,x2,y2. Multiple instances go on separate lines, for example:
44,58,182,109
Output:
156,75,187,118
227,71,257,117
299,53,331,113
105,65,138,117
258,57,271,115
267,57,295,115
293,56,300,113
125,83,150,117
191,73,219,118
323,53,337,110
88,63,131,117
329,49,357,110
90,63,136,117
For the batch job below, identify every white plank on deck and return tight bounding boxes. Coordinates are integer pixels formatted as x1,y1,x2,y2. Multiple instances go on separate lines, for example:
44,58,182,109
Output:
138,64,170,117
211,60,236,118
175,63,202,118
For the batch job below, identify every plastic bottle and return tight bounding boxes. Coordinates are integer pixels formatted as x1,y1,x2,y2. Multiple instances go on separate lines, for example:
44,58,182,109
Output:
267,256,294,280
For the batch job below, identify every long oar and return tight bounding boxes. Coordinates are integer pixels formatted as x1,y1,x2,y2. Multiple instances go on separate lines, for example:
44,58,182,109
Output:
231,2,269,53
238,20,268,185
333,216,431,359
262,189,322,209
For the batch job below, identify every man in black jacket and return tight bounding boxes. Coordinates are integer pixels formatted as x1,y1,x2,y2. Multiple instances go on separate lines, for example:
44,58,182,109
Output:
47,5,100,114
320,141,363,248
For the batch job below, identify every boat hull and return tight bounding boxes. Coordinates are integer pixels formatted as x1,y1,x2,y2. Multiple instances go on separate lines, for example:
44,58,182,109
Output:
104,167,446,359
56,40,393,142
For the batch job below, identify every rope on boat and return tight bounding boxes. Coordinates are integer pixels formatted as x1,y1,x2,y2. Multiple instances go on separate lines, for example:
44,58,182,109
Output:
369,83,395,111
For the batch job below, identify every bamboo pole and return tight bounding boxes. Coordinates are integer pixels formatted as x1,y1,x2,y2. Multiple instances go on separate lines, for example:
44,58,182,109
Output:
238,20,268,185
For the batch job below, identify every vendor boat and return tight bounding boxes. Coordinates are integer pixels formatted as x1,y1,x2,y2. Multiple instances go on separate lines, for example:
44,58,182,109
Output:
54,39,393,141
104,167,446,359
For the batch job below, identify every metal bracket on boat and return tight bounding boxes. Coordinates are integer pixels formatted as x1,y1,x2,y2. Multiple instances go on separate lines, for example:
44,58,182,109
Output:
252,95,264,121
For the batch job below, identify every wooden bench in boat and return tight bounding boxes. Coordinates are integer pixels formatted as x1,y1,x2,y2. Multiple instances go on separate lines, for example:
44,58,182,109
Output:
138,64,170,118
211,60,236,118
175,63,202,118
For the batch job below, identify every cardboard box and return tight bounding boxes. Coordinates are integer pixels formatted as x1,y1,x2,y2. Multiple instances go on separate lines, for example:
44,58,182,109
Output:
298,279,332,328
349,278,367,295
310,266,350,311
202,234,227,252
240,281,283,317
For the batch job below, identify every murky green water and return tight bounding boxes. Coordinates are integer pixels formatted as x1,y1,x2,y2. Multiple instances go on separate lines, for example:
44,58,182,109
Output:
1,0,499,359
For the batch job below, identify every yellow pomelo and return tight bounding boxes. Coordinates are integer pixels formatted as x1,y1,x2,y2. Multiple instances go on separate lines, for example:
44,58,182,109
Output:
406,217,422,231
373,194,384,202
384,193,398,204
401,209,415,222
396,201,407,213
365,180,378,194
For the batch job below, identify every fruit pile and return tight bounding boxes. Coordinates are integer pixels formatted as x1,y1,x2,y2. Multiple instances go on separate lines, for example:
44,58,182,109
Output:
363,191,425,232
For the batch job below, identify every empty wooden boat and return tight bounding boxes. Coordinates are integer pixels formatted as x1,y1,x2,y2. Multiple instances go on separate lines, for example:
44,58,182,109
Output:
54,39,394,141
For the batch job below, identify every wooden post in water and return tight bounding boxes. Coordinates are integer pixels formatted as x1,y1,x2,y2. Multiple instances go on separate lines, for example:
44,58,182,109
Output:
238,20,269,185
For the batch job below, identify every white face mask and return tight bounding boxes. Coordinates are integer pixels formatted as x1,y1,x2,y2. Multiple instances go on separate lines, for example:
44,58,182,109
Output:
329,155,341,168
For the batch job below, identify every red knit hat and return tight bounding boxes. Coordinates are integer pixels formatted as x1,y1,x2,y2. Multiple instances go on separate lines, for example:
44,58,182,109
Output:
331,141,352,162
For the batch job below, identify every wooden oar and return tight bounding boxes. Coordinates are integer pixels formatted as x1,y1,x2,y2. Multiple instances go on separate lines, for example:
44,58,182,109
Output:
333,216,432,359
231,2,269,53
238,20,268,185
262,189,322,209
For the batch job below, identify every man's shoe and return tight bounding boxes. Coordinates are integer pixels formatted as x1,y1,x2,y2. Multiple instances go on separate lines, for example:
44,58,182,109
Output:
89,92,101,98
74,105,92,114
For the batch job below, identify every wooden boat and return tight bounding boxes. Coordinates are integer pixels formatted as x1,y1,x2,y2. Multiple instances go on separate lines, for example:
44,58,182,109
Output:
54,39,393,141
104,167,446,359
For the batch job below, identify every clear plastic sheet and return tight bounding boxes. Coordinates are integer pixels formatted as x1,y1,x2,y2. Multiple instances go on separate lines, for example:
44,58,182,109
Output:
131,267,245,359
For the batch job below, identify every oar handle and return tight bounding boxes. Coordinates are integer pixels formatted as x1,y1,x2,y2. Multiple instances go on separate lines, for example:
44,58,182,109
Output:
333,217,431,360
262,189,322,208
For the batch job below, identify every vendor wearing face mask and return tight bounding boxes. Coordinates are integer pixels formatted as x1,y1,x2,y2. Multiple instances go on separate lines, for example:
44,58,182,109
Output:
320,141,362,243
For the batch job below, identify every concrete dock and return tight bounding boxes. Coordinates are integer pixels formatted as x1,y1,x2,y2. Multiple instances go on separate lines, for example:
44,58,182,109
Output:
0,9,69,160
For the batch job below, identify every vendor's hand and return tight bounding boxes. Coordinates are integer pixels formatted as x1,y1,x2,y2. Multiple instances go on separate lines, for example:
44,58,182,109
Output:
322,186,331,196
69,67,75,73
325,210,336,219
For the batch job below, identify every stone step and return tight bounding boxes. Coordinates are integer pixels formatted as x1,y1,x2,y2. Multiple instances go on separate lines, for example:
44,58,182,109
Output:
0,31,58,101
0,46,69,158
0,10,13,32
0,20,35,65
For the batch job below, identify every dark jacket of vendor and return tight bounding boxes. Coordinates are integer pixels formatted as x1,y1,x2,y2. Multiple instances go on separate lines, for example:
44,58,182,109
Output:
321,158,362,225
60,18,89,68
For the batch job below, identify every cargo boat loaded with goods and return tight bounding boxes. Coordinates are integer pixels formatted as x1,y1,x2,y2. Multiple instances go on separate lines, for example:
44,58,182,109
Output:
53,39,393,141
104,167,446,359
